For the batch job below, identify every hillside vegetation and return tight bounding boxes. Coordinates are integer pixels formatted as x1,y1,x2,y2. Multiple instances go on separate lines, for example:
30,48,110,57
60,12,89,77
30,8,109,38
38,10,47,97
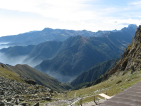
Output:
54,70,141,105
0,64,24,82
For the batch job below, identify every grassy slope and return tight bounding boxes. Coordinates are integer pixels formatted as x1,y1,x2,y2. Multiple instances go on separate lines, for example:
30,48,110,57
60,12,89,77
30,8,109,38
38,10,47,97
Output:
4,64,71,91
0,64,24,82
55,70,141,104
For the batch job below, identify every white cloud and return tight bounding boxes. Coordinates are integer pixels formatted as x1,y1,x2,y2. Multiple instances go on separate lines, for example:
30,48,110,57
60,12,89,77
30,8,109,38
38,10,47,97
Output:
104,18,141,26
0,15,57,36
0,0,140,36
130,1,141,6
0,0,97,21
129,1,141,9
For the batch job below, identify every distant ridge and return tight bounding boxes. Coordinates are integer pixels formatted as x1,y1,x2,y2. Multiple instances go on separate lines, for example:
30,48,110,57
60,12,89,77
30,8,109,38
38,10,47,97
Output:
0,28,96,46
0,24,137,46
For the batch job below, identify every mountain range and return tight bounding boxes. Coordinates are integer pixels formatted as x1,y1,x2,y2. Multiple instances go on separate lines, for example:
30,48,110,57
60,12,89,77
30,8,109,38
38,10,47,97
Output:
0,22,140,106
0,28,108,46
35,25,137,82
77,25,141,89
0,24,137,82
0,24,136,46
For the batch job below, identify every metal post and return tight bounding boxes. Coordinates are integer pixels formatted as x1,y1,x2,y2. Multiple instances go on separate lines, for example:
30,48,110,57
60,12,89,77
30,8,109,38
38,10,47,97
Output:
94,95,98,105
79,98,82,106
94,96,96,102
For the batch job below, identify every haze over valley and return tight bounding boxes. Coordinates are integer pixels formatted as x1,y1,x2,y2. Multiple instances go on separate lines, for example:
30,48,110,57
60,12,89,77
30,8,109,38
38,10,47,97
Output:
0,24,137,82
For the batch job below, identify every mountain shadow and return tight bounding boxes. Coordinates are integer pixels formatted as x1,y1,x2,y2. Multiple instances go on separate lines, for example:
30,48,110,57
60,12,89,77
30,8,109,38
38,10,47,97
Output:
71,58,119,87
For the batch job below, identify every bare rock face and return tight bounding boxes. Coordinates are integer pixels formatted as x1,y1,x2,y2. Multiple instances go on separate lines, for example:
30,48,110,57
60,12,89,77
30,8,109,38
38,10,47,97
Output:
116,25,141,73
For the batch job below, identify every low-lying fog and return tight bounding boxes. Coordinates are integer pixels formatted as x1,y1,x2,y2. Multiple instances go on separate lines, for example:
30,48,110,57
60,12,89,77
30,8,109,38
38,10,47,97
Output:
46,71,76,83
0,42,11,49
0,43,72,82
0,42,42,67
0,52,42,67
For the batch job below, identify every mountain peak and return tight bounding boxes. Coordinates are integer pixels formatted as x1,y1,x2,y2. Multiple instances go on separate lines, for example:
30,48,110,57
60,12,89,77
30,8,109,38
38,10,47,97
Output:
128,24,137,30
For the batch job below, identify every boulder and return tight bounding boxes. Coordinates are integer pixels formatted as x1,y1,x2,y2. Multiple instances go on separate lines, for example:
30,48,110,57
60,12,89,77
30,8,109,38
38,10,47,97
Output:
24,79,36,85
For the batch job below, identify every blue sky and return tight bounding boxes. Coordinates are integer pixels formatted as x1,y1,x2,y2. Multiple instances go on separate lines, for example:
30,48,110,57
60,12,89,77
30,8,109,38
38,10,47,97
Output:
0,0,141,36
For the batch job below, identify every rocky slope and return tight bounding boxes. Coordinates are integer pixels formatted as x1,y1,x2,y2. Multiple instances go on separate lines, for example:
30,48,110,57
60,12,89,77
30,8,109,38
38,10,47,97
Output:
109,25,141,74
0,64,56,106
108,25,141,76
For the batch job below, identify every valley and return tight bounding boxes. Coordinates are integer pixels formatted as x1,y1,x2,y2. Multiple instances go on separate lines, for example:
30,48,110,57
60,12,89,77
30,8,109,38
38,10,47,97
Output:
0,25,136,82
71,58,119,87
0,24,141,106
